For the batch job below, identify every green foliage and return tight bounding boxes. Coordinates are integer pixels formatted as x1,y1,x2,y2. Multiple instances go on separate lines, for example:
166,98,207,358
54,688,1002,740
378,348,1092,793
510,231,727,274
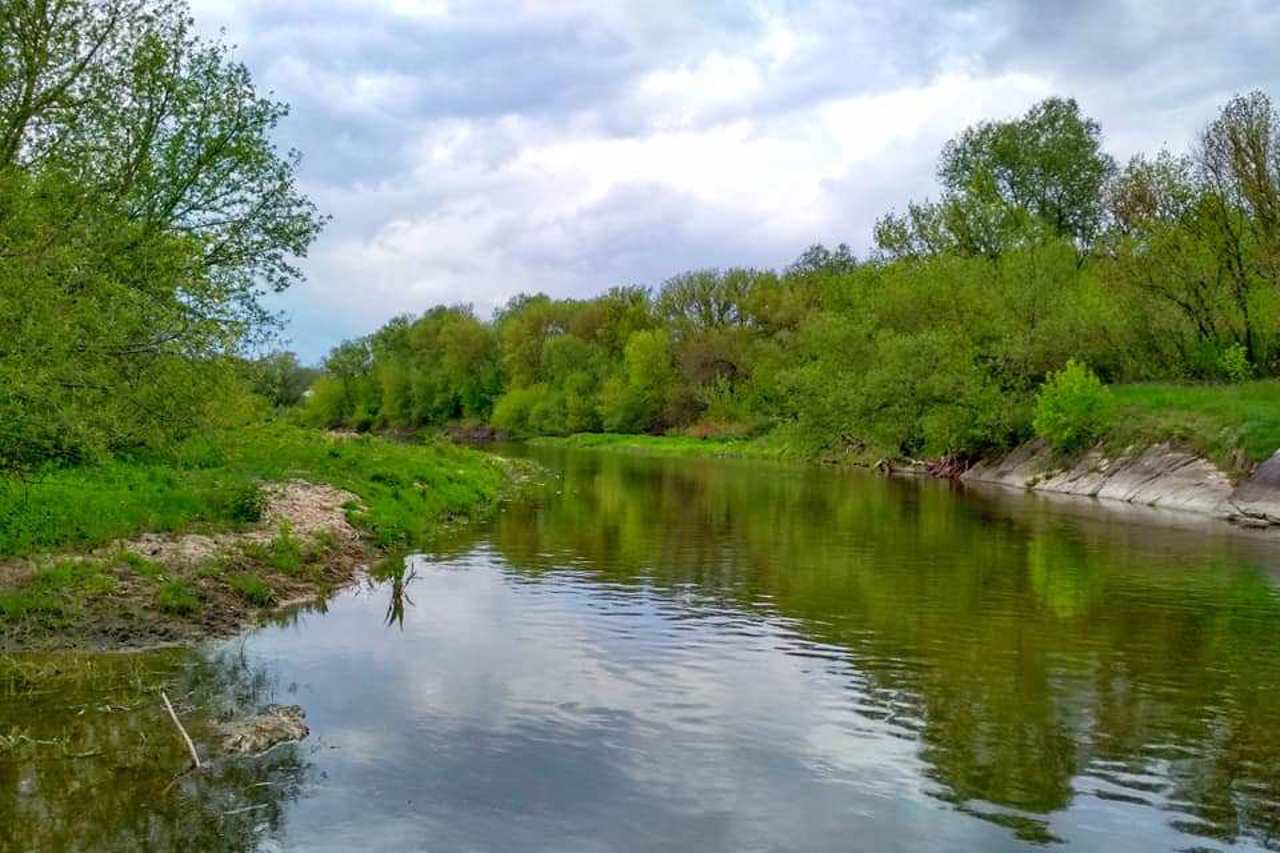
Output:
1108,380,1280,471
0,0,325,475
115,551,166,579
255,91,1280,472
0,560,116,623
227,483,269,523
0,422,508,559
249,352,320,408
1033,361,1113,452
265,523,304,573
1219,343,1254,383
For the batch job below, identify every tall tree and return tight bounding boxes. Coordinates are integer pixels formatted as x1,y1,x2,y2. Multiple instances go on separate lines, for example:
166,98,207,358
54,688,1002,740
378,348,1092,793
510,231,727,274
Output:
938,97,1116,254
0,0,325,468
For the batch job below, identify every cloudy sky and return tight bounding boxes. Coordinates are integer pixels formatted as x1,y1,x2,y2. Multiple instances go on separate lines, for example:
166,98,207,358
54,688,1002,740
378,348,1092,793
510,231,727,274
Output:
189,0,1280,361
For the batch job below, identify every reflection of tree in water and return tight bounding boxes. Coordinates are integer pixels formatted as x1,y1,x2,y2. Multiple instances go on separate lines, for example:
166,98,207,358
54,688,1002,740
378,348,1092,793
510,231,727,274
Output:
0,648,314,852
494,448,1280,847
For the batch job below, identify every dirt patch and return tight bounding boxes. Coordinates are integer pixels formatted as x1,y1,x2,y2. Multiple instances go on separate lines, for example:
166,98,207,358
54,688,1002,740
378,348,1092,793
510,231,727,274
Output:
120,481,360,567
1,480,373,652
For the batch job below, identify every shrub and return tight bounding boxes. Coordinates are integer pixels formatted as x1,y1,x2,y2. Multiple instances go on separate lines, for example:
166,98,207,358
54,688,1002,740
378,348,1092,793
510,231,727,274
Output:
227,483,269,523
1033,360,1112,452
1218,343,1253,383
491,387,539,436
266,522,304,573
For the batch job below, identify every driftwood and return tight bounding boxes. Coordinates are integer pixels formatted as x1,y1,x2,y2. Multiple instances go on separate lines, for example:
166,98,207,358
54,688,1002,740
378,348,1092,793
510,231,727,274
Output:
161,690,202,770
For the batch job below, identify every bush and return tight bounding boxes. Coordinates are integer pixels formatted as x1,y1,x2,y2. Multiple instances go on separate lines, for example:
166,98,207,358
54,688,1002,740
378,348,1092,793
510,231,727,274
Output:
491,386,542,436
1033,360,1112,452
227,483,269,523
1218,343,1254,383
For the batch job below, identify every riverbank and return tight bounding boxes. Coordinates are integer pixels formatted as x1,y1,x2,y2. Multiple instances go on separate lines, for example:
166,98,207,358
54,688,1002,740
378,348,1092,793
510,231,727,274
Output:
0,423,530,650
532,381,1280,529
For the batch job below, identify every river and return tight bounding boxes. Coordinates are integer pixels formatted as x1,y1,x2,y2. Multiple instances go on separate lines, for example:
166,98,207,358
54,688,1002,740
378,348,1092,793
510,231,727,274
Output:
4,446,1280,851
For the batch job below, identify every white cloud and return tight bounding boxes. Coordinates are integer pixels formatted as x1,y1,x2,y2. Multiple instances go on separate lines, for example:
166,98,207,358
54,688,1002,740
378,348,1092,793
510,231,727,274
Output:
274,69,1056,344
209,0,1280,358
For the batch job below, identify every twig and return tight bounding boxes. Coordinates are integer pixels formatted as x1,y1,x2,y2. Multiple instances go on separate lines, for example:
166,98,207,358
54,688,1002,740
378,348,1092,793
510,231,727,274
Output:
161,690,201,770
222,803,269,817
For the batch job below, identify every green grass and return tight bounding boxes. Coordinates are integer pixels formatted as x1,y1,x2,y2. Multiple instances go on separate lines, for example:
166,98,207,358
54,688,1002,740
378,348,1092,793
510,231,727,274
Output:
0,421,512,559
227,572,275,607
155,580,201,615
0,560,117,623
114,551,166,579
238,523,305,575
530,430,802,461
1108,380,1280,474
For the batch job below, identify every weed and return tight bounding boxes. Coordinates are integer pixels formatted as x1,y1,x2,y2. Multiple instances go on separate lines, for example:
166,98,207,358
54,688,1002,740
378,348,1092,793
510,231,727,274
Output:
113,550,165,579
266,522,303,573
227,573,275,607
0,422,507,560
155,580,201,615
227,482,269,523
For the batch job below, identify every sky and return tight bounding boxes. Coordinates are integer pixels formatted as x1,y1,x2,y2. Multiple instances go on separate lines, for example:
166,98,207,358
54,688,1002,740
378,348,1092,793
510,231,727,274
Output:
189,0,1280,362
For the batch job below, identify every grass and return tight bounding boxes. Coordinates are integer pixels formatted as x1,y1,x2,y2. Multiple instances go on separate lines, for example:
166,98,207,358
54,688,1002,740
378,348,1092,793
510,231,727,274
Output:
0,421,513,559
0,560,117,624
1108,380,1280,474
534,381,1280,479
155,580,202,615
227,573,275,607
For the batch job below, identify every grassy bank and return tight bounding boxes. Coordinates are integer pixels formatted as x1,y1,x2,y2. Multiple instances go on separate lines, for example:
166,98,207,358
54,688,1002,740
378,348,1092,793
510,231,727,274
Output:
1108,380,1280,473
533,380,1280,478
0,422,512,558
0,423,523,648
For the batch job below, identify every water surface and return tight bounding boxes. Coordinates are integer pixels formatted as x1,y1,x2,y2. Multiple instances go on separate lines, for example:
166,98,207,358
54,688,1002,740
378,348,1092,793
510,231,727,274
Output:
5,447,1280,851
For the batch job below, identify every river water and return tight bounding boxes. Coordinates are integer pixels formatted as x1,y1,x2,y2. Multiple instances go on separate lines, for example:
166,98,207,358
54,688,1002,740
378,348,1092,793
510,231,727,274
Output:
5,447,1280,851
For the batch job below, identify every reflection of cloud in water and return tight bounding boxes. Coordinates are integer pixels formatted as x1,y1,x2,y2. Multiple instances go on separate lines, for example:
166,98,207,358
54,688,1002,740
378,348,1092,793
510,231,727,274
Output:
231,559,1028,851
35,448,1278,852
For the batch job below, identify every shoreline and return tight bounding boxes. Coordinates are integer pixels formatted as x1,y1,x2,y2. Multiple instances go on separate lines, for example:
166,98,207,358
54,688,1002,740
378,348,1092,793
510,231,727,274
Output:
532,432,1280,532
0,427,536,652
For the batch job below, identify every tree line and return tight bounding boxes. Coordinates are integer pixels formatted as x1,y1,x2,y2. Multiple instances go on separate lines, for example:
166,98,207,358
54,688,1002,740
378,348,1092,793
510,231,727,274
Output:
309,90,1280,462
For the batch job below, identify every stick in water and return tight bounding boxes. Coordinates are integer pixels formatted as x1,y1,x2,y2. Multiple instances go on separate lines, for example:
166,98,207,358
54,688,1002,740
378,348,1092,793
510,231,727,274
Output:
161,690,201,770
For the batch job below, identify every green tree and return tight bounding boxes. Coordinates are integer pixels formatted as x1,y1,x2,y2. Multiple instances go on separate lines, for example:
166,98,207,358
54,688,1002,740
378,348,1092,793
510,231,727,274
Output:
0,0,325,470
939,97,1116,254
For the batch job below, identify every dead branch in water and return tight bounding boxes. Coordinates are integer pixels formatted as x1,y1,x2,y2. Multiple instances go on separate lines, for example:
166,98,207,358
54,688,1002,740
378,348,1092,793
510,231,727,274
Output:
161,690,201,770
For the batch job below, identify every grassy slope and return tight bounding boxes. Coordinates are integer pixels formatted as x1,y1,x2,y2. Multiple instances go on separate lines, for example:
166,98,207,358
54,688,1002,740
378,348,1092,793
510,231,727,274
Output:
535,381,1280,477
1108,380,1280,473
0,422,523,646
0,422,512,559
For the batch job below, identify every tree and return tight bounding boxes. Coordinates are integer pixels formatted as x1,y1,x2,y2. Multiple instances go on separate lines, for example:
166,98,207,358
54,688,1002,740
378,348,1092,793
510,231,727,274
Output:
656,269,754,332
0,0,325,468
787,243,857,276
249,351,318,408
938,97,1116,254
1197,90,1280,365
